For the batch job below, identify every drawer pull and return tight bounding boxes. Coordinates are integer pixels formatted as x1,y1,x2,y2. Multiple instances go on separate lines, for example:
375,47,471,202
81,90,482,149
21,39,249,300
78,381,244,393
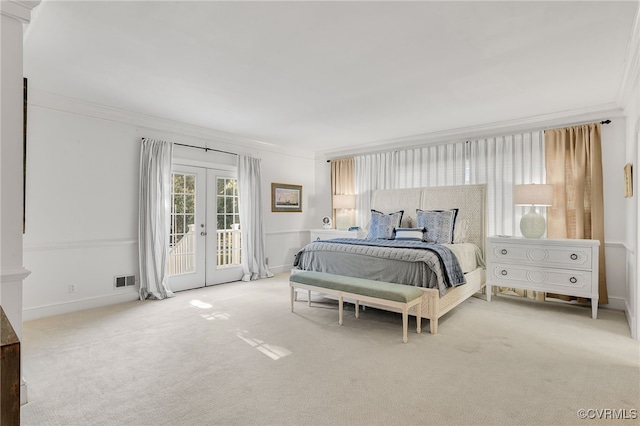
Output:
501,249,508,255
501,269,508,276
569,277,577,284
570,253,578,260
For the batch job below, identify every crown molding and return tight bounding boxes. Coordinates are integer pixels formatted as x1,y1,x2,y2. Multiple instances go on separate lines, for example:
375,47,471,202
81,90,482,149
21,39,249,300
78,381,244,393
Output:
617,2,640,109
27,89,317,160
1,0,40,22
320,103,624,160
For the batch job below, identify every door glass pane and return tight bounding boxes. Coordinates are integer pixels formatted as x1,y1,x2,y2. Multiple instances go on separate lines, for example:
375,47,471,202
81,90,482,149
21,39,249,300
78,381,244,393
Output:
169,172,196,275
216,177,241,267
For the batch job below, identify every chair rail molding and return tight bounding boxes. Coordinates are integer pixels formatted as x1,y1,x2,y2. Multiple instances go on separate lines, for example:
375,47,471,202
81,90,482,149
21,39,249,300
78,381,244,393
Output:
0,267,31,283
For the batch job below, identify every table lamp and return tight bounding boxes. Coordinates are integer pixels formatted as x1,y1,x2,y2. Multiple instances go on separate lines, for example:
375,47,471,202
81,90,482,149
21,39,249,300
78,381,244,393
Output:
514,184,554,238
333,194,355,230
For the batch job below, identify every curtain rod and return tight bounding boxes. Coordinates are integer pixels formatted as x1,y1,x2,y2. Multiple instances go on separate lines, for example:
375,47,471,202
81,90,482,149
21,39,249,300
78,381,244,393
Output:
174,142,237,156
141,138,237,156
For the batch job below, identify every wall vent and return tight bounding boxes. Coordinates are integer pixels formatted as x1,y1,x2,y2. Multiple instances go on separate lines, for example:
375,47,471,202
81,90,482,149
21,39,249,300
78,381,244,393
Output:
114,275,136,289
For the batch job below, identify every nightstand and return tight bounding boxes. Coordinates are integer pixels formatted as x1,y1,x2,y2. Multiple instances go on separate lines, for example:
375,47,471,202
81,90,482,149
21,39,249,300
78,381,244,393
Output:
309,228,366,241
486,236,600,319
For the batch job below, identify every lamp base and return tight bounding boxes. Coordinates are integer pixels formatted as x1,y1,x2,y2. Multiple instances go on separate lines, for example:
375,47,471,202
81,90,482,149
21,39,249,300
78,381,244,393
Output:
520,207,546,238
336,211,351,230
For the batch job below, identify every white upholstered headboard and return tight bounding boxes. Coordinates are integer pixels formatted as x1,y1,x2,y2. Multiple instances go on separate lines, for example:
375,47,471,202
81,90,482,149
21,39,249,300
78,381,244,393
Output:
370,184,487,256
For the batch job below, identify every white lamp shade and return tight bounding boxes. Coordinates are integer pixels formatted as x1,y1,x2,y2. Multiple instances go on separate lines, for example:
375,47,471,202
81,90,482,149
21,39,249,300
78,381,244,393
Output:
514,184,554,206
333,194,355,210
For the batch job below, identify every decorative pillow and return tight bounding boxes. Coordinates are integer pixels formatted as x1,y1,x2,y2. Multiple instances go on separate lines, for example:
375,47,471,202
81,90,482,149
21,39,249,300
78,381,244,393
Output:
366,210,404,240
394,227,426,241
453,218,469,244
416,209,458,244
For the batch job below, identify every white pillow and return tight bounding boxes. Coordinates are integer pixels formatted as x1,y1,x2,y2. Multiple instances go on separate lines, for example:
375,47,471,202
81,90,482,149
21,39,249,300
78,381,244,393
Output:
394,227,426,241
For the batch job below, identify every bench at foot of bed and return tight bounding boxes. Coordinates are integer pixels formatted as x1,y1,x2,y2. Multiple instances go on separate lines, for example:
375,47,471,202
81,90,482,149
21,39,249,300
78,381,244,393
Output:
289,271,423,343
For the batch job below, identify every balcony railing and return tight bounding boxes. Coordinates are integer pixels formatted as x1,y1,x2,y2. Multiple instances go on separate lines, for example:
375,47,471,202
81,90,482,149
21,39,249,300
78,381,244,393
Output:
168,224,195,276
168,224,241,276
217,226,241,268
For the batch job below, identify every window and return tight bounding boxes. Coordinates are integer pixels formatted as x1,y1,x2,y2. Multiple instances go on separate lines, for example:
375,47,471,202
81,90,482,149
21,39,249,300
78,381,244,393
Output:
169,172,196,275
216,177,240,267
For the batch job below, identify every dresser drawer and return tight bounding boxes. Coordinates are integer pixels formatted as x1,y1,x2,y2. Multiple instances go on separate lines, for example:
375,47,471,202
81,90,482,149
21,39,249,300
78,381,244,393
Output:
488,263,593,296
488,243,592,270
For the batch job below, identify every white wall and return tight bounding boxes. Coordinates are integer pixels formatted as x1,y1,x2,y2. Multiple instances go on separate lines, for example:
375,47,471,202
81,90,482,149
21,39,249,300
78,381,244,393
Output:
22,94,317,320
601,120,630,311
624,61,639,339
620,7,639,340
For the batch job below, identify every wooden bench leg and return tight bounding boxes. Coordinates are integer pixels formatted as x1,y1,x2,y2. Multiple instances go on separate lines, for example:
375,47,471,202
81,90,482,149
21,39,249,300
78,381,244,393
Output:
290,286,294,312
416,303,422,334
355,300,359,318
402,308,408,343
339,296,344,325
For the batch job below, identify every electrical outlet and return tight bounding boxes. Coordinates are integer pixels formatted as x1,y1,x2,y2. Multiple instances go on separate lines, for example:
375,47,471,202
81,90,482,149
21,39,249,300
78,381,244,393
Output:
69,284,77,293
265,257,269,265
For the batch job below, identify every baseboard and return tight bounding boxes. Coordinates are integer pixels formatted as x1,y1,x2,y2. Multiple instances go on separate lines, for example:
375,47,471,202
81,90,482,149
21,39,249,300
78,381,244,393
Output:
20,378,27,406
268,264,293,275
626,299,637,340
23,291,139,321
601,296,627,312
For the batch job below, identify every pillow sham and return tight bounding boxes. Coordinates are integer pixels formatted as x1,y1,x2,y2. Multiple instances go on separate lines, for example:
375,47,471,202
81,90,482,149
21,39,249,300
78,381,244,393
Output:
394,227,426,241
366,210,404,240
453,218,469,244
416,208,458,244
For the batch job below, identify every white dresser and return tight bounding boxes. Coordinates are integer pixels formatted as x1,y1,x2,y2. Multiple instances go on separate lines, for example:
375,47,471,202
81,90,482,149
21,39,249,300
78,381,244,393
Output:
309,228,367,242
486,236,600,319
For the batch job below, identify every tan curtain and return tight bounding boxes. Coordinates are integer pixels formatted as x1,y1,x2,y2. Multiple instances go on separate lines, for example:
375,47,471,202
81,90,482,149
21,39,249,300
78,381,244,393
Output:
545,123,608,304
331,158,355,229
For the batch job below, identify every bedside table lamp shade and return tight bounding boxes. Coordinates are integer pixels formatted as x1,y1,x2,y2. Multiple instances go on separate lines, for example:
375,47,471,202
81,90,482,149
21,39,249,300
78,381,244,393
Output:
514,184,553,238
333,194,355,230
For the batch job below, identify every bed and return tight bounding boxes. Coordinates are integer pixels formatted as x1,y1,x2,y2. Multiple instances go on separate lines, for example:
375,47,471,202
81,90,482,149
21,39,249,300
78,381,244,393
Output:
292,184,487,333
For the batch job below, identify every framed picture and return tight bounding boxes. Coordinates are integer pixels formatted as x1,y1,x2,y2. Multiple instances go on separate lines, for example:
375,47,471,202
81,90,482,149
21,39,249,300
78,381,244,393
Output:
624,163,633,198
271,183,302,212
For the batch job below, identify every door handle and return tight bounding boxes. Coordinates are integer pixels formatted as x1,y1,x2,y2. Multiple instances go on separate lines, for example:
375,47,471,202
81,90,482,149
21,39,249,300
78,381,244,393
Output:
201,232,207,236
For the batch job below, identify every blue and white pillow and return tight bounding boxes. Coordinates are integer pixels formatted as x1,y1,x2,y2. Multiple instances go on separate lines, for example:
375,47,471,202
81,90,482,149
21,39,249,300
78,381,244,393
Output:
394,227,426,241
366,210,404,240
416,209,458,244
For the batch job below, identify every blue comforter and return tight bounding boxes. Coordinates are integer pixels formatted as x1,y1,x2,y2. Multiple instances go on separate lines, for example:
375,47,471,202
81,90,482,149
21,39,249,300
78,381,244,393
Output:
293,238,466,295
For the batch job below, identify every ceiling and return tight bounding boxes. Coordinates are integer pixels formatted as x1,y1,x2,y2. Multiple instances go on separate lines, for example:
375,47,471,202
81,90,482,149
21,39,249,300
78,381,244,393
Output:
23,1,638,156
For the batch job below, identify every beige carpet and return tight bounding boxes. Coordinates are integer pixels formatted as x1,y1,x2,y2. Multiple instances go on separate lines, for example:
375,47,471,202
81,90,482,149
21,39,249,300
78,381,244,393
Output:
20,273,639,425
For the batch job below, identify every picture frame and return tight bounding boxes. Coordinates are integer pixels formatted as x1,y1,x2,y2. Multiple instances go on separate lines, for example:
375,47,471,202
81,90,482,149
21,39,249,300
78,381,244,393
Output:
271,183,302,212
624,163,633,198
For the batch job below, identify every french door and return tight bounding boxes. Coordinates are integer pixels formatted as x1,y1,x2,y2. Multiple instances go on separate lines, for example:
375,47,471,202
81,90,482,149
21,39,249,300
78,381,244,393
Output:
167,165,243,292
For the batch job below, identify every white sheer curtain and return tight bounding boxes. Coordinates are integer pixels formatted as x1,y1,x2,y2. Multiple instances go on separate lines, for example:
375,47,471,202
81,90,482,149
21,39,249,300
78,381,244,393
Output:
237,154,273,282
353,134,545,235
354,141,466,228
138,138,175,300
396,142,466,188
468,131,545,237
354,152,398,229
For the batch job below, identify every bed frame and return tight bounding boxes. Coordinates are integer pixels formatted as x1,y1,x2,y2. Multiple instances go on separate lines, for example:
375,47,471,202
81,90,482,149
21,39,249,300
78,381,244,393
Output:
369,184,487,333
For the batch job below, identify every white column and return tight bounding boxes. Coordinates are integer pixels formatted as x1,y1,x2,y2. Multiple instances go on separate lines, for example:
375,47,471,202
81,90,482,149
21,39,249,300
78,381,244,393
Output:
1,0,41,405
